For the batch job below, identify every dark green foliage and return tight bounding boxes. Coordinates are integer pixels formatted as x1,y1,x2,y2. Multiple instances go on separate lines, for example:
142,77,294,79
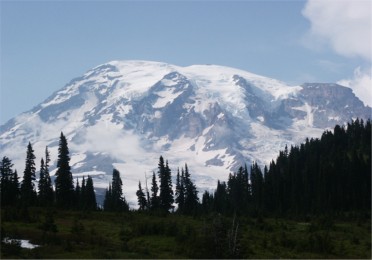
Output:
55,132,74,208
202,119,371,217
1,156,19,206
175,165,199,214
75,178,81,208
84,176,97,210
174,168,185,212
201,190,213,214
1,207,371,259
136,181,147,211
158,156,174,212
227,166,250,215
39,211,58,234
182,164,199,214
103,184,112,211
150,171,160,211
70,217,85,242
103,169,129,212
213,180,229,214
38,147,54,206
20,142,37,206
262,118,371,215
250,162,264,211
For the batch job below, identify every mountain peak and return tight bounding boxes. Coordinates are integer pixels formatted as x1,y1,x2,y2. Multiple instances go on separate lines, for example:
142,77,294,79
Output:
1,61,370,206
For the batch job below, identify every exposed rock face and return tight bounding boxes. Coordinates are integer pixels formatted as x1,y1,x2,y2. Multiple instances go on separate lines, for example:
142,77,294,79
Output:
1,61,370,206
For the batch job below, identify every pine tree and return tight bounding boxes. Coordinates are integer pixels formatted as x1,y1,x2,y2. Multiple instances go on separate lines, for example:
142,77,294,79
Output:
136,181,147,211
1,156,19,206
150,171,160,210
55,132,74,208
183,164,199,214
175,168,185,212
38,158,46,205
75,178,81,209
44,146,54,205
250,162,264,211
103,169,129,212
214,180,228,214
38,147,54,206
103,184,113,211
11,170,20,205
20,142,37,206
158,156,174,212
201,190,214,214
84,176,97,210
227,167,246,214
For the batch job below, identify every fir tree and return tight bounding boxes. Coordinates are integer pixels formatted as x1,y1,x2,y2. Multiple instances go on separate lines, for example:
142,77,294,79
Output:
150,171,160,210
20,142,37,205
44,146,54,205
55,132,74,208
103,169,129,212
81,176,86,207
183,164,199,214
136,181,147,211
201,190,213,214
175,168,185,212
84,176,97,210
38,158,46,205
11,170,20,205
75,178,81,209
158,156,174,212
0,156,19,206
103,184,113,211
214,180,228,214
250,162,264,211
37,150,54,207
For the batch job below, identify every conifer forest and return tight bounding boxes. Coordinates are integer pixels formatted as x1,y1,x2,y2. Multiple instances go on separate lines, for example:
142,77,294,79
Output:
1,119,371,258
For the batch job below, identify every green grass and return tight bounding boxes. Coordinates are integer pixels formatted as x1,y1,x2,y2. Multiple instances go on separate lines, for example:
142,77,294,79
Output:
1,207,371,259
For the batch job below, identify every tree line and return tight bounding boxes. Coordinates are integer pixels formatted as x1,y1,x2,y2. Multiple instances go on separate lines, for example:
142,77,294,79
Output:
201,118,371,216
1,119,371,217
1,133,96,211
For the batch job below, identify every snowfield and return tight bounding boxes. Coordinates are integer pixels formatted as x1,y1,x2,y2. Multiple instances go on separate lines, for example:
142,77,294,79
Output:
1,60,370,206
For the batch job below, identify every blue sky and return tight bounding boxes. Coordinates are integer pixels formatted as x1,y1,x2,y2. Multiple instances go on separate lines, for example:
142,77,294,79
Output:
1,0,371,124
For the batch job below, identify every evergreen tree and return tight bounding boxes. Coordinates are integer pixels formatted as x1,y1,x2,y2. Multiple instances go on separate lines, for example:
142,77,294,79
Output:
44,146,54,205
84,176,97,210
227,167,247,214
150,171,160,210
38,158,47,205
175,168,185,212
55,132,74,208
20,142,37,205
214,180,228,214
158,156,174,212
0,156,19,206
81,176,86,206
11,170,20,205
38,149,54,207
183,164,199,214
201,190,214,214
75,178,81,209
250,162,264,211
103,169,129,212
136,181,147,211
103,184,113,211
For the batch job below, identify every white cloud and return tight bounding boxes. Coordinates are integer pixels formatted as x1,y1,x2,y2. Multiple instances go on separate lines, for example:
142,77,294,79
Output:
338,67,372,107
302,0,372,61
69,120,145,162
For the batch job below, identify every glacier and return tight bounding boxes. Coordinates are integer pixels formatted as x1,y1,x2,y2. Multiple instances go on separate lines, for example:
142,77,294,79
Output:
1,60,370,207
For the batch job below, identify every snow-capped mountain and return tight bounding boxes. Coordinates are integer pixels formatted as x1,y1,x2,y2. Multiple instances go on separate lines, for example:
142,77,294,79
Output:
1,60,370,206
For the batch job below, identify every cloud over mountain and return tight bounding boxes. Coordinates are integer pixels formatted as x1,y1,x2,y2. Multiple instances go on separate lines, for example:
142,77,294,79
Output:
1,60,370,206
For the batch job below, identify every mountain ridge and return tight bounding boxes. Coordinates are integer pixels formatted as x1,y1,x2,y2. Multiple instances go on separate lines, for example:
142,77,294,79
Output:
1,60,370,206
